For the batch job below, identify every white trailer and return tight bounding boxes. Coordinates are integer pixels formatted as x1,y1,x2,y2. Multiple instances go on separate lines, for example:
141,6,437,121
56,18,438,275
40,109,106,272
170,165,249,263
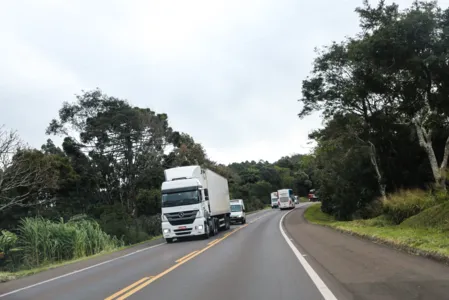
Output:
161,166,231,243
270,192,279,208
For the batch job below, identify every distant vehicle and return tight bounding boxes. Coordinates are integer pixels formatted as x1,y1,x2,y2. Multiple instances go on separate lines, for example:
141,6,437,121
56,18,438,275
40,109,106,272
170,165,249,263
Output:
278,189,295,210
308,189,319,202
230,199,246,224
270,192,279,208
294,195,299,204
161,166,231,243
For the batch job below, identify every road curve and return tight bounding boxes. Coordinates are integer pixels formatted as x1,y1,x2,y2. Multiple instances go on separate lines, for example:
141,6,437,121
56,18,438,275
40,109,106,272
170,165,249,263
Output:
0,205,325,300
284,204,449,300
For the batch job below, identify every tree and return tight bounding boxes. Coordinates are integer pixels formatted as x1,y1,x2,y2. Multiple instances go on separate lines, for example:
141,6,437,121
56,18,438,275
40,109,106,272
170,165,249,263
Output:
46,89,180,214
0,127,59,212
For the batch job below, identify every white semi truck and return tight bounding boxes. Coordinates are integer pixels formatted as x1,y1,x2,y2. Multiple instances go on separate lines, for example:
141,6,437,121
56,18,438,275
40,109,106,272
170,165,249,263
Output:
161,165,231,243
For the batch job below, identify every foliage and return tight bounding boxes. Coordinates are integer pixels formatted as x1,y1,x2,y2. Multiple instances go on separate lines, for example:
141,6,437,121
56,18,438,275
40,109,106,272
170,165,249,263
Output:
299,0,449,219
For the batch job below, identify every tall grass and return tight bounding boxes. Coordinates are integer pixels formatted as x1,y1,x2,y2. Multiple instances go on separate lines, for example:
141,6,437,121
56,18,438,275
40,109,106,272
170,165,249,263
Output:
4,217,123,269
383,189,435,224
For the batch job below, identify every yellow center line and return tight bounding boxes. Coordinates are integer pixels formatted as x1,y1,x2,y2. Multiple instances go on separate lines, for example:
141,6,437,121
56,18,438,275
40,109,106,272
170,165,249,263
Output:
207,239,219,245
175,250,198,263
104,276,153,300
112,224,248,300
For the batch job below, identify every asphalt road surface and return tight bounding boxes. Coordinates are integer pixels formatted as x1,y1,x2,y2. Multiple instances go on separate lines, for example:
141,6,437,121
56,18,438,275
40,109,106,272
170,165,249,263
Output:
0,204,326,300
284,205,449,300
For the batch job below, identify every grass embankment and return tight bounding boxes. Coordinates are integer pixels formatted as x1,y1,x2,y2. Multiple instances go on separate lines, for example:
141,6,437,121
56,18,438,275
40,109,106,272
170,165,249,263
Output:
304,201,449,262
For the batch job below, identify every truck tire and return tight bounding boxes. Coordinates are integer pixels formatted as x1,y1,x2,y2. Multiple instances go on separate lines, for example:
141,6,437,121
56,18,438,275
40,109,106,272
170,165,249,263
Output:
202,223,210,240
242,217,246,224
166,238,174,243
225,216,231,230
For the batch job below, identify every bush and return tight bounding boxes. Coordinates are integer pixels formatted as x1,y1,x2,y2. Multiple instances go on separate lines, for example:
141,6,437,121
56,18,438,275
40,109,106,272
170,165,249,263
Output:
383,189,435,224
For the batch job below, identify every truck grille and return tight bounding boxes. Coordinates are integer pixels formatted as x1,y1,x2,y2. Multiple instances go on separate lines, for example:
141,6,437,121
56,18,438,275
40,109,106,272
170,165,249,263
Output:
279,197,289,202
165,210,198,226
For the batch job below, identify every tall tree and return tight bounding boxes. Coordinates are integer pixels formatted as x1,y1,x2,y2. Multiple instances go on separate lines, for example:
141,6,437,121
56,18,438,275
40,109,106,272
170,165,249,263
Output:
46,89,180,214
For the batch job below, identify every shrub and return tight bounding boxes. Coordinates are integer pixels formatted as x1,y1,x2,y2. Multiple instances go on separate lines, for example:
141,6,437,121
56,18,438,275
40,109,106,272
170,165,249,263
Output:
383,189,435,224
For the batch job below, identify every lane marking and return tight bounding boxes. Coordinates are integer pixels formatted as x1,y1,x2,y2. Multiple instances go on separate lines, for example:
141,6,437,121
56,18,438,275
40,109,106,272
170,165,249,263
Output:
104,276,153,300
279,208,338,300
111,224,249,300
175,251,198,263
0,243,165,298
208,239,219,245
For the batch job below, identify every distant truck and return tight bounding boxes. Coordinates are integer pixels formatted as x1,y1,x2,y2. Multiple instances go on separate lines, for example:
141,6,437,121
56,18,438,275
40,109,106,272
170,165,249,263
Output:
270,192,279,208
230,199,246,224
161,166,231,243
278,188,295,210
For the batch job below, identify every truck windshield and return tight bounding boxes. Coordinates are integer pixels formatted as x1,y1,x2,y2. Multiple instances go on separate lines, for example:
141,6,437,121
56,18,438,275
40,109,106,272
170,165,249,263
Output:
230,204,242,212
162,190,200,207
271,198,278,202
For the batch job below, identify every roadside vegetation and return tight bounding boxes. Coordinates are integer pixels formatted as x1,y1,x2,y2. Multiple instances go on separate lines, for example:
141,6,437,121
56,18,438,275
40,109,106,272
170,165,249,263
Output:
298,1,449,260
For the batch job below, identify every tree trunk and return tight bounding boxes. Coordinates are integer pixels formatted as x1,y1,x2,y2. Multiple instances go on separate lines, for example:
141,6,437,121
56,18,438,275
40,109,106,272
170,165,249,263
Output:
414,122,446,191
367,141,387,201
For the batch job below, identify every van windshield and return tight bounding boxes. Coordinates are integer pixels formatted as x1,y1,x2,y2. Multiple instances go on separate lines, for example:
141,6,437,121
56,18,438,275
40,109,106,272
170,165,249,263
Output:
162,190,200,207
230,204,242,212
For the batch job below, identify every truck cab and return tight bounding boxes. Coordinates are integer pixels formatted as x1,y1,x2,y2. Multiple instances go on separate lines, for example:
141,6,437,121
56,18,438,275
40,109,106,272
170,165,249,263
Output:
230,199,246,224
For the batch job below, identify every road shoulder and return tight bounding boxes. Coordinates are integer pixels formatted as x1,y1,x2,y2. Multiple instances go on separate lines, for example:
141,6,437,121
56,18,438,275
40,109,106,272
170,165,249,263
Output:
284,205,449,300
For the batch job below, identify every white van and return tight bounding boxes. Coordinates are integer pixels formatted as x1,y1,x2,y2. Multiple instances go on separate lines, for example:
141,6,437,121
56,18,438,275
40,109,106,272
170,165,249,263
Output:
230,199,246,224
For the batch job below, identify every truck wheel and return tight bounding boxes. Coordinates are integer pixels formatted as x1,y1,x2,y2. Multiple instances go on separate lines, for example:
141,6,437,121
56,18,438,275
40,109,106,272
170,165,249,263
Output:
166,238,174,243
214,220,219,235
225,216,231,230
242,218,246,224
202,223,210,239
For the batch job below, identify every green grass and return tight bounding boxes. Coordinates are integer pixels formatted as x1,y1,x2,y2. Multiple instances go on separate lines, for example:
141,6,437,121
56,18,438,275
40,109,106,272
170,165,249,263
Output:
299,197,309,203
304,204,449,261
0,234,162,283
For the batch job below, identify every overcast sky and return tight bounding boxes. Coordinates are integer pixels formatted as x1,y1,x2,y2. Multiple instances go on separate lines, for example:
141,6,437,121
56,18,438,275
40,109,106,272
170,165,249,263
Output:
0,0,438,164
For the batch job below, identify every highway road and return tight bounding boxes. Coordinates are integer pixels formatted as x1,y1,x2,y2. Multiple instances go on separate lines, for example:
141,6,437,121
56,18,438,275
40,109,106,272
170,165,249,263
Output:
0,204,330,300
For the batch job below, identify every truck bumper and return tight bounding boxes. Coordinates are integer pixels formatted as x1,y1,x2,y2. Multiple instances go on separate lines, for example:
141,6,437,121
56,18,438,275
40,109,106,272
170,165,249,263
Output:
162,218,207,239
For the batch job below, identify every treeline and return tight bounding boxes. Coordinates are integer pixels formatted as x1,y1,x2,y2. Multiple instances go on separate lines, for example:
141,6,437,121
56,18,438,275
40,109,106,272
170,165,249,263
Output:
299,0,449,220
0,89,315,265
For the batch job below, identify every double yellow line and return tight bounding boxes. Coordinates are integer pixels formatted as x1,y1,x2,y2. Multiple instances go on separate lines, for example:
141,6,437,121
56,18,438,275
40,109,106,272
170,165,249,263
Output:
105,224,248,299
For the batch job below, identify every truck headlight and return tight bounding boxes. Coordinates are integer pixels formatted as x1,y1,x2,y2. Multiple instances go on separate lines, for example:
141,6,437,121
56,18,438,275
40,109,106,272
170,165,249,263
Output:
163,228,170,234
198,225,203,230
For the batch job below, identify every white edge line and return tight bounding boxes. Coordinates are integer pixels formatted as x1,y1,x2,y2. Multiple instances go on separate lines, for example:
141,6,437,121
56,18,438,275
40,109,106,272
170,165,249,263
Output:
0,242,165,298
279,207,338,300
